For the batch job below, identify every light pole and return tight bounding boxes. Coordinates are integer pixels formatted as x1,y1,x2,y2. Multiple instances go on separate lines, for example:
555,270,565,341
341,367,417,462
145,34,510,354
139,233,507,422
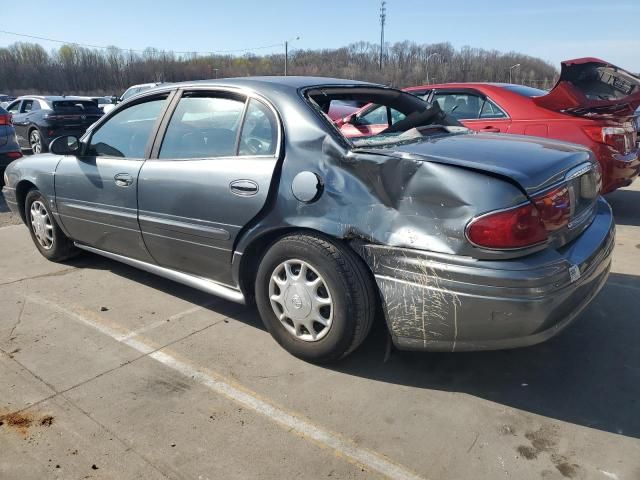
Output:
509,63,521,83
284,36,301,76
426,52,441,84
379,1,386,70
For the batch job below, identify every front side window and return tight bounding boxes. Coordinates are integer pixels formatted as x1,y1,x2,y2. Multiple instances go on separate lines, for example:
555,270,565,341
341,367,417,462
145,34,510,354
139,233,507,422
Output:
159,94,246,159
7,101,20,114
238,99,277,156
87,96,167,158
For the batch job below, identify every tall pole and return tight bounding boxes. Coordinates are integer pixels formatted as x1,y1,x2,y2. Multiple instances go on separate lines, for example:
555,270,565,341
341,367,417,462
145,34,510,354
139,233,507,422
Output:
426,52,440,84
509,63,520,83
284,40,288,76
379,1,386,70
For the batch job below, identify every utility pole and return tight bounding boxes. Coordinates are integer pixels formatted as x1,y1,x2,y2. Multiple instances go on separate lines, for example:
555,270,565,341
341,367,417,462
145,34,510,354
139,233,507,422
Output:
284,36,300,76
285,40,289,76
509,63,521,83
379,1,386,70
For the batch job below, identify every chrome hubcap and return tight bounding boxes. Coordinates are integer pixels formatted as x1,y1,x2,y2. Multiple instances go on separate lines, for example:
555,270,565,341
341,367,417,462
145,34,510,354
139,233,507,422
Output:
30,132,41,153
269,259,333,342
30,200,54,249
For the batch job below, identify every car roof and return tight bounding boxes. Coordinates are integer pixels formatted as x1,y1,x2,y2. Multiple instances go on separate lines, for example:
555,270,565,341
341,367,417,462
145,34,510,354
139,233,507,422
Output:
146,76,378,95
16,95,93,101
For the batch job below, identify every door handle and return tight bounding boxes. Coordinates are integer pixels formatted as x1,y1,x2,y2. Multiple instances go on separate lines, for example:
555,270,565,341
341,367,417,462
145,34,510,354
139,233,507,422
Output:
230,179,259,196
114,173,134,187
482,126,501,133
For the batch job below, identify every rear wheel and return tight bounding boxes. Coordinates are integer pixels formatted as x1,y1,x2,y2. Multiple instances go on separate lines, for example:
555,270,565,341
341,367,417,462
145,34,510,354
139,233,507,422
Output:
255,233,376,363
29,129,47,154
24,189,76,261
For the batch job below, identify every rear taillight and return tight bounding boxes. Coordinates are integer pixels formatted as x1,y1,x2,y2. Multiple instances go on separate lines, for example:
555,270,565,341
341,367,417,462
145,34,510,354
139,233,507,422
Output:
467,185,573,249
582,125,635,154
0,114,11,125
7,151,22,159
466,203,548,249
532,185,572,232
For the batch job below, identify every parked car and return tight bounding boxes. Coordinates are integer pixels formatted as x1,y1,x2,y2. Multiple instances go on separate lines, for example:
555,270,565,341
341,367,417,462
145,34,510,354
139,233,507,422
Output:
0,94,16,109
77,96,116,113
339,58,639,194
2,77,613,362
5,96,103,153
0,106,22,179
119,83,162,103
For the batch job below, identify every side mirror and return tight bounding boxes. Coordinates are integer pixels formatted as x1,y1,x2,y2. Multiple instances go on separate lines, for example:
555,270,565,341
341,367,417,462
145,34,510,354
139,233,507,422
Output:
50,135,80,155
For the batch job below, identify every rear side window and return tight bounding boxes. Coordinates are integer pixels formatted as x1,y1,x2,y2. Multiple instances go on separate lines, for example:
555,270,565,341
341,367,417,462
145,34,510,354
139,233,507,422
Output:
238,99,278,156
159,94,246,159
87,97,167,158
433,93,485,120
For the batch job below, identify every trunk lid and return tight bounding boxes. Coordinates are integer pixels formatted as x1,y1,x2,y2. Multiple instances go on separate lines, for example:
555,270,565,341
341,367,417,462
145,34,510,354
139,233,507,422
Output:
355,132,595,194
533,58,640,119
355,132,601,248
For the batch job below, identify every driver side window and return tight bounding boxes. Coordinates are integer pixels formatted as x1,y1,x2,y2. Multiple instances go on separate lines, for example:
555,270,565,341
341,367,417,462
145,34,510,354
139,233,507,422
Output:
87,97,168,158
359,105,406,126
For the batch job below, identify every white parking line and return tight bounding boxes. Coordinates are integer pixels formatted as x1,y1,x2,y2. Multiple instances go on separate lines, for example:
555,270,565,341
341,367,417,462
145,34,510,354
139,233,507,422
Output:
120,301,220,340
26,295,426,480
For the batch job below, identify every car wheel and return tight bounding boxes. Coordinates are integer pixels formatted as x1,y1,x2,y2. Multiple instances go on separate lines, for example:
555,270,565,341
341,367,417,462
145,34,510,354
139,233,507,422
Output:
29,129,47,154
24,189,77,261
255,233,376,363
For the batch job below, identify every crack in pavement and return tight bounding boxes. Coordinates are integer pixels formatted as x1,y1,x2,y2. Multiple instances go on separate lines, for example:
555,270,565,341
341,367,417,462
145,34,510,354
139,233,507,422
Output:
0,267,78,287
8,299,26,340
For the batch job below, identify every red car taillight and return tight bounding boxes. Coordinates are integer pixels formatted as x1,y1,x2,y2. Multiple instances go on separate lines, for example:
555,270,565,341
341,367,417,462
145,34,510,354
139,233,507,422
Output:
7,151,23,159
466,186,572,249
0,114,12,125
582,125,636,154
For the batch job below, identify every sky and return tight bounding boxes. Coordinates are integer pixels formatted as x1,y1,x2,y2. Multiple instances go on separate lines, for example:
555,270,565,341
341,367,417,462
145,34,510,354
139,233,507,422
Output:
1,0,639,71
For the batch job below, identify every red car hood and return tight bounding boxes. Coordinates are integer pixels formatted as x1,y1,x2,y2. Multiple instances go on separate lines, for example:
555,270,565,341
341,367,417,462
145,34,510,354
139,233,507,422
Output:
533,57,640,119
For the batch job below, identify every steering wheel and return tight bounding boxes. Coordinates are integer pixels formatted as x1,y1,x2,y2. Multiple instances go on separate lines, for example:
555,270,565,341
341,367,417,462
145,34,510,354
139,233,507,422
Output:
242,137,267,155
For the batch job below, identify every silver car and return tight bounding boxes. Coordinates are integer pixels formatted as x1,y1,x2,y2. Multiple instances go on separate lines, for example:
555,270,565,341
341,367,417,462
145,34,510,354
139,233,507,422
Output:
2,77,614,362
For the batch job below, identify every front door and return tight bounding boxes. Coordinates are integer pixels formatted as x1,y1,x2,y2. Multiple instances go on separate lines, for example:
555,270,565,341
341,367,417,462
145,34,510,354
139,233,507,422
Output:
137,90,281,285
54,93,171,262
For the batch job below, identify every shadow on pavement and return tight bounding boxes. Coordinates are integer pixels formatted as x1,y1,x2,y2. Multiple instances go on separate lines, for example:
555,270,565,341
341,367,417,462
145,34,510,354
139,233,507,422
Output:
339,271,640,440
606,188,640,227
75,253,640,440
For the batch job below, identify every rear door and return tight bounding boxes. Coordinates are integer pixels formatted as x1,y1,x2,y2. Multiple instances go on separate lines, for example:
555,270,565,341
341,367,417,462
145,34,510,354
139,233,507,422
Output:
54,92,172,261
137,89,281,285
432,89,512,133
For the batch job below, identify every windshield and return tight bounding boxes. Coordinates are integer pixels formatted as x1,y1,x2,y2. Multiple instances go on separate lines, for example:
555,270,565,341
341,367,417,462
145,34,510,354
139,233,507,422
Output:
307,86,463,147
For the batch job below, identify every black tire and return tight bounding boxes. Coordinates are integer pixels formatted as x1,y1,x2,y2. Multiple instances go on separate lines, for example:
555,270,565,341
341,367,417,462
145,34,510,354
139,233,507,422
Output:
29,128,48,154
255,233,376,363
24,189,77,261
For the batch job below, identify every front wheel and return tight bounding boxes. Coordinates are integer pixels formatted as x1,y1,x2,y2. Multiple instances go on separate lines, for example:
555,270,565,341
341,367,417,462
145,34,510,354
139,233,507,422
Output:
255,233,376,363
24,189,77,261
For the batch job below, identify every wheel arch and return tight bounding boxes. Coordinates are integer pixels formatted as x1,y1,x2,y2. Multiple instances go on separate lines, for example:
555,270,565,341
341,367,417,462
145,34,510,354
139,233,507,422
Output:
14,179,38,224
235,226,377,304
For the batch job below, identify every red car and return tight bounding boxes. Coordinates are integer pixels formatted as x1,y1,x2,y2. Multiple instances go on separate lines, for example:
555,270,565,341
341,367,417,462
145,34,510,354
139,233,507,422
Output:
336,58,640,193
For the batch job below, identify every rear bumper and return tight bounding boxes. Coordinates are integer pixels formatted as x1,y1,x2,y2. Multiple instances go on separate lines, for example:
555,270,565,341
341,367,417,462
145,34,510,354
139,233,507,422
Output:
359,198,614,352
600,147,640,193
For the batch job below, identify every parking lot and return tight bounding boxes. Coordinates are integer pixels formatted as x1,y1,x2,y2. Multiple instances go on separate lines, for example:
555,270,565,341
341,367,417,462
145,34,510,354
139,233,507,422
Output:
0,180,638,479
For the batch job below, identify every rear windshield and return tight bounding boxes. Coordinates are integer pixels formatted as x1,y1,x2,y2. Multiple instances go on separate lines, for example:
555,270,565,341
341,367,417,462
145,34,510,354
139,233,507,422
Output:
501,85,547,97
306,86,464,148
53,100,102,113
